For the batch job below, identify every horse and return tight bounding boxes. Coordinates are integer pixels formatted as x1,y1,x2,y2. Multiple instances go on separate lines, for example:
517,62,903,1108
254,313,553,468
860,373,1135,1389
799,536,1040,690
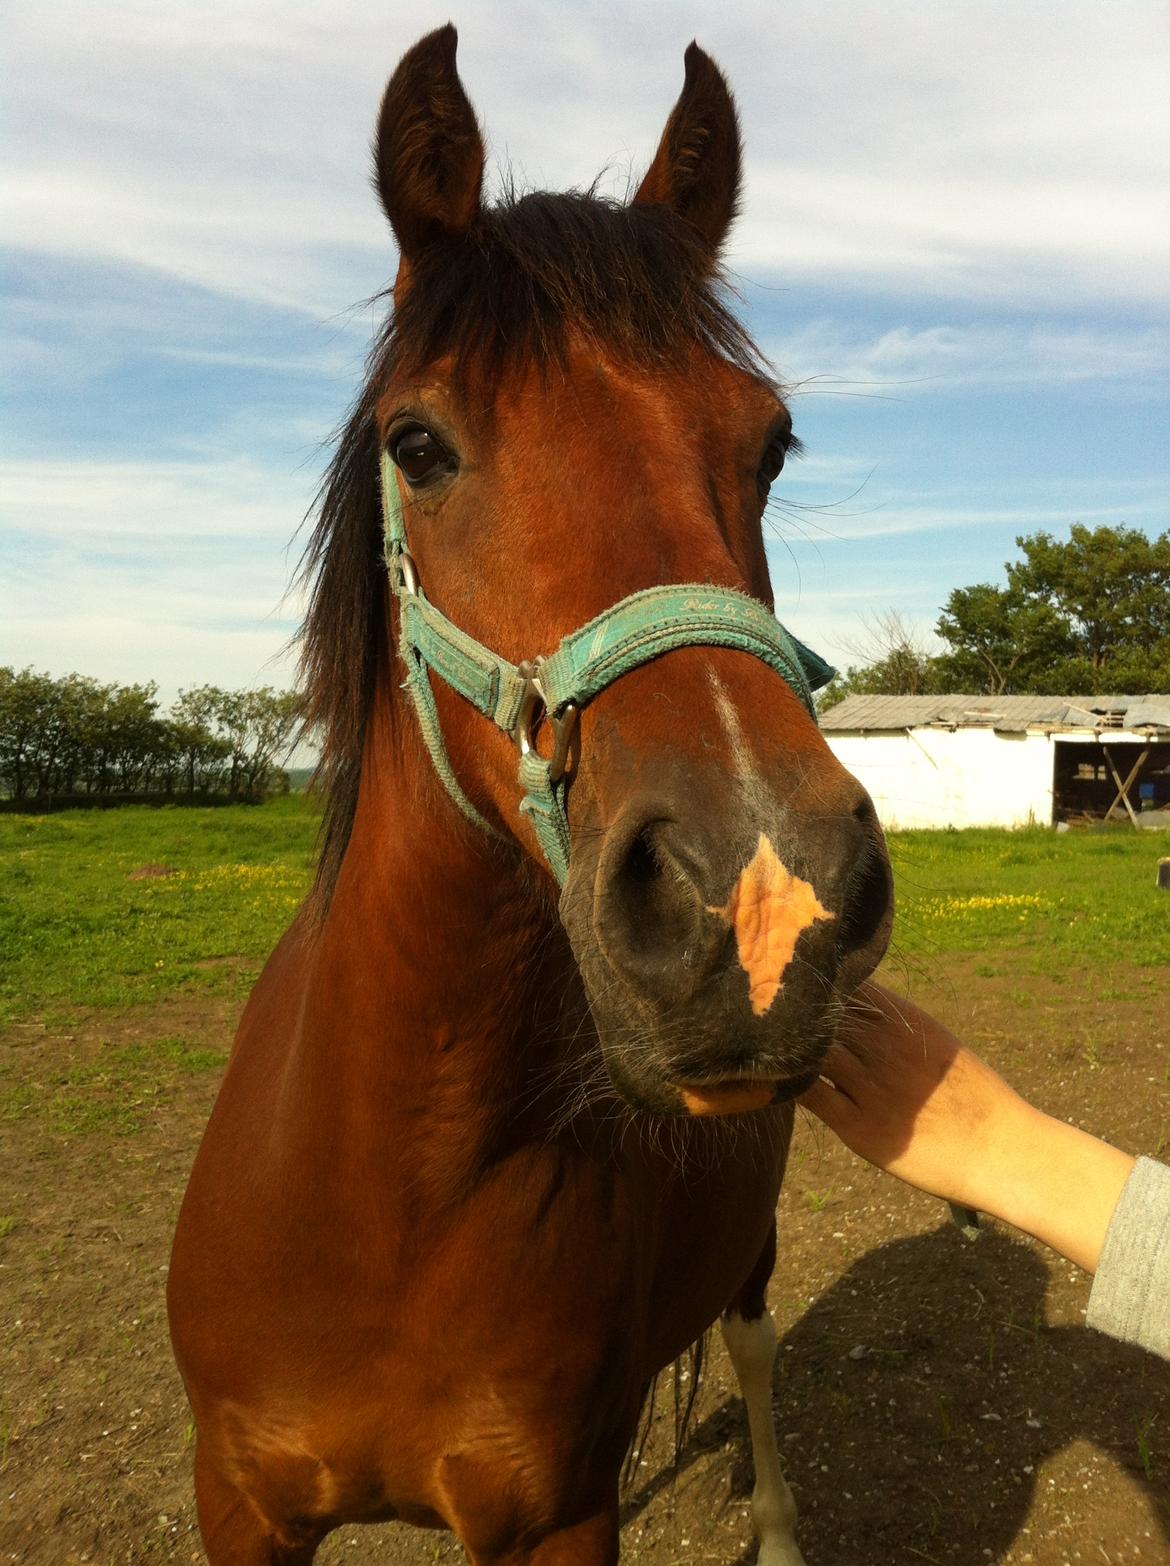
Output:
168,26,893,1566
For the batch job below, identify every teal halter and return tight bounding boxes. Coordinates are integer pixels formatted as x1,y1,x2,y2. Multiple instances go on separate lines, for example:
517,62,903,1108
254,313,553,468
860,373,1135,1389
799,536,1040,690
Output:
381,450,834,883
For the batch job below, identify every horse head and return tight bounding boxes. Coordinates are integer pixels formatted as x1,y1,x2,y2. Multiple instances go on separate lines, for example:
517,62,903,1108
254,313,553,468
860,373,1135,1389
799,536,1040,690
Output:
314,25,893,1120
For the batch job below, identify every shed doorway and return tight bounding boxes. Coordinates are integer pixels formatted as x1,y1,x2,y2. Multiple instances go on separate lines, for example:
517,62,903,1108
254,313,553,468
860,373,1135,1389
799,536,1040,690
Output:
1053,740,1170,825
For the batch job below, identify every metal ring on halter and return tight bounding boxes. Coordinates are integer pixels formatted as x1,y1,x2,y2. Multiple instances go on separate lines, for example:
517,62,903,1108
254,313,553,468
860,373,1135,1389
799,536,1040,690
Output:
512,662,580,784
545,701,580,783
397,549,420,597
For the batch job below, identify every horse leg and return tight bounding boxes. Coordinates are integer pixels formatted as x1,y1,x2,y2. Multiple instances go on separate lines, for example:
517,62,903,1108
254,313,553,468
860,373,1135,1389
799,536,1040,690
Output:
194,1444,322,1566
721,1226,805,1566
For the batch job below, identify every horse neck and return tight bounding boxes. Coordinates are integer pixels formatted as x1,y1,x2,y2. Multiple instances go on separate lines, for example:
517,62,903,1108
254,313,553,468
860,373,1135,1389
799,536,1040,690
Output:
300,677,581,1181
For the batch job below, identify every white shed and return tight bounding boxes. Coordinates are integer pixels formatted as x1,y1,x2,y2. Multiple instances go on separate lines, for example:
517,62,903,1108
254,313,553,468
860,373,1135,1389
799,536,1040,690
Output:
820,694,1170,830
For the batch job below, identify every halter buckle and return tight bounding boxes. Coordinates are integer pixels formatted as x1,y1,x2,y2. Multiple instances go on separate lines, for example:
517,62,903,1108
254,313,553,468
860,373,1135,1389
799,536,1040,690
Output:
513,660,579,784
393,547,420,597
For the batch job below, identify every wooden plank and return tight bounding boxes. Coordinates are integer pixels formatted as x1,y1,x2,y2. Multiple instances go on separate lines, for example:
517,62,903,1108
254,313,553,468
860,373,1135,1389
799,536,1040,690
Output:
1101,744,1149,830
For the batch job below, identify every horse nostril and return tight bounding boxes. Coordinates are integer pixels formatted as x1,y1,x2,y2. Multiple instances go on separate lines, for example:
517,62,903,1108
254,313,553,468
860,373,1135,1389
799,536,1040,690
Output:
837,847,891,957
836,801,892,959
622,825,663,888
616,823,684,929
605,819,706,971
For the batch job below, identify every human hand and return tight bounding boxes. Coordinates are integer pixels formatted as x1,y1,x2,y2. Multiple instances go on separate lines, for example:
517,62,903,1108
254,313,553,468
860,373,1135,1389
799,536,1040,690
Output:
799,983,1134,1273
798,983,1028,1214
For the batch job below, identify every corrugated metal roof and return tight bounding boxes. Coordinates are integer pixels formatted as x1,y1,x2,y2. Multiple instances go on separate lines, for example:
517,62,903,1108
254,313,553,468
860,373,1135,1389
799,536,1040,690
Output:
820,693,1170,734
1125,700,1170,729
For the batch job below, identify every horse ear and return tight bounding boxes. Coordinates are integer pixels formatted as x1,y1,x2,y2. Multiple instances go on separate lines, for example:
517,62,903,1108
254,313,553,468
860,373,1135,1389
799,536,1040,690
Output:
374,25,484,265
633,42,741,256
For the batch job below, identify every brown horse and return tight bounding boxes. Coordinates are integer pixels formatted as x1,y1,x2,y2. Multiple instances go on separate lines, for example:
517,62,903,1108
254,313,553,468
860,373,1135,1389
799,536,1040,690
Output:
168,27,892,1566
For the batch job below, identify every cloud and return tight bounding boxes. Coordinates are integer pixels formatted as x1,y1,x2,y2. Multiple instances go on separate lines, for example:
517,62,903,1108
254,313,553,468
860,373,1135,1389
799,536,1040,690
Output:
4,2,1166,707
5,1,1168,316
775,451,879,485
0,455,308,697
0,456,318,539
1,609,301,707
760,585,947,679
768,495,1169,545
764,322,1170,395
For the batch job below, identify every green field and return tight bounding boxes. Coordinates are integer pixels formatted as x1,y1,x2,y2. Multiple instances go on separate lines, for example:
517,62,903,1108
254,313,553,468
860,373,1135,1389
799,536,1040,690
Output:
1,800,1167,1025
4,799,1163,1152
0,795,320,1027
1,799,1165,1031
887,827,1168,974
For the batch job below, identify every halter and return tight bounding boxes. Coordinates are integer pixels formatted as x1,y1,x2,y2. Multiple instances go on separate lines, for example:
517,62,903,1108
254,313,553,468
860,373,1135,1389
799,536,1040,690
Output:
381,450,835,883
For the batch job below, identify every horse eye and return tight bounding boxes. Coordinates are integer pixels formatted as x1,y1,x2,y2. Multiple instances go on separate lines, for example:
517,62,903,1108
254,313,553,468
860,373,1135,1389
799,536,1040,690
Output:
392,426,453,486
757,440,787,493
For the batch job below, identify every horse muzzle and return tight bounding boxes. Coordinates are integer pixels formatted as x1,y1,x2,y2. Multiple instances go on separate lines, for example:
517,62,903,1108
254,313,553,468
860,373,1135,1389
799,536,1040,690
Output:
561,776,893,1117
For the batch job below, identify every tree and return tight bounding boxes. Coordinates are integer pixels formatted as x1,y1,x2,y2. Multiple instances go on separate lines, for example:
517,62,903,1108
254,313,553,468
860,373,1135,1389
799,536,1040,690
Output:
51,675,111,795
1008,525,1170,679
817,525,1169,714
168,686,300,800
237,688,302,799
99,682,165,793
934,583,1075,695
1,671,301,806
171,687,232,797
825,611,944,700
933,526,1170,696
212,687,302,800
0,667,97,802
0,667,47,801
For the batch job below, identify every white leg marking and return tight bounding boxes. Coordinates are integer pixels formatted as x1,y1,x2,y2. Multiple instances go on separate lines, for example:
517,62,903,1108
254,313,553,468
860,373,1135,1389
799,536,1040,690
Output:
721,1309,806,1566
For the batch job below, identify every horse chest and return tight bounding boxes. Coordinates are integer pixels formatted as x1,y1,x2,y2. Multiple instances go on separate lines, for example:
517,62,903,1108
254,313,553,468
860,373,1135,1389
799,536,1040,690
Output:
379,1136,789,1388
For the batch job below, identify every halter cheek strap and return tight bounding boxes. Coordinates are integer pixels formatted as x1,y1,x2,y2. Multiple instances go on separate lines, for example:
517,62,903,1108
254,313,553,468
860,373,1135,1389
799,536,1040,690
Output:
380,450,835,883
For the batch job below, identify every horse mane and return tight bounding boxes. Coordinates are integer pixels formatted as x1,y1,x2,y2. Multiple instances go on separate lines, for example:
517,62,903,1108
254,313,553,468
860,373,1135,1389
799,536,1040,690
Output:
298,186,771,908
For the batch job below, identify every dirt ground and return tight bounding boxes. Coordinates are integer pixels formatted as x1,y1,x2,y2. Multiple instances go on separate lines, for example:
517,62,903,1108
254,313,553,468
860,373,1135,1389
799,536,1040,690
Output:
2,957,1168,1565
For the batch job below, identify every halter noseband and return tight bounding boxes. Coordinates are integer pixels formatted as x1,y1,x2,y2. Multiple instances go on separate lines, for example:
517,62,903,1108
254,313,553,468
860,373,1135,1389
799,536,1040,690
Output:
381,450,834,883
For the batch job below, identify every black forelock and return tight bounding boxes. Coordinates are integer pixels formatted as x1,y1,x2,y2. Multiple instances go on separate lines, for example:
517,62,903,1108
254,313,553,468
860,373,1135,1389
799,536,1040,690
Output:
388,186,766,382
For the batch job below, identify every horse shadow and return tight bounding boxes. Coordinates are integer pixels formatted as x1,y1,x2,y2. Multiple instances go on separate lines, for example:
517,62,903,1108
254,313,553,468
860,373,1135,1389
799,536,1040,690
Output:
621,1223,1170,1564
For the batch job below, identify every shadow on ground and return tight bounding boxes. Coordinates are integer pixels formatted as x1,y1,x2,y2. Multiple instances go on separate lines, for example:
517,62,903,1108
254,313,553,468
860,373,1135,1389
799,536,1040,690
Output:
622,1224,1170,1564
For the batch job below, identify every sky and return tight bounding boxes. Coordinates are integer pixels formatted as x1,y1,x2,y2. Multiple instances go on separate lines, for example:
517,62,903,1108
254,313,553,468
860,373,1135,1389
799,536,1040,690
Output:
3,0,1168,711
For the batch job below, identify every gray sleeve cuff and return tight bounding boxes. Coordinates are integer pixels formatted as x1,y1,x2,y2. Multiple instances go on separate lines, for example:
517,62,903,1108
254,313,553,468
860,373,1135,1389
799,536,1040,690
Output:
1086,1156,1170,1361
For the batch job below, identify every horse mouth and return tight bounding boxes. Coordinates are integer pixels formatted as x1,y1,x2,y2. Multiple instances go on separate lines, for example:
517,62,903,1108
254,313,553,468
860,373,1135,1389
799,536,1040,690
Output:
677,1068,818,1117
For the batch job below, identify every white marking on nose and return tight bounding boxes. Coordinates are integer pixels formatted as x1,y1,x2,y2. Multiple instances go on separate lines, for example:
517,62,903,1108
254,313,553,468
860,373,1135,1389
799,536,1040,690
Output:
707,833,834,1016
706,667,762,796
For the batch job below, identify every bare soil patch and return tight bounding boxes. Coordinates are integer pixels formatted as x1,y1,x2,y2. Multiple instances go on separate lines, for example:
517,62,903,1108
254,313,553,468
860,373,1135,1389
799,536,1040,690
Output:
2,959,1167,1564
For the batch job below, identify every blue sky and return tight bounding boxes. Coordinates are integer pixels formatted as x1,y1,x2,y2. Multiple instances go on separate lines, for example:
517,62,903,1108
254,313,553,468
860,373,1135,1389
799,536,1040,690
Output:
3,1,1168,704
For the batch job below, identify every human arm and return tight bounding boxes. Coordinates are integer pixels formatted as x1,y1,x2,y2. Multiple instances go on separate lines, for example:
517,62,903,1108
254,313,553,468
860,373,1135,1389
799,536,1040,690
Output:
798,983,1135,1274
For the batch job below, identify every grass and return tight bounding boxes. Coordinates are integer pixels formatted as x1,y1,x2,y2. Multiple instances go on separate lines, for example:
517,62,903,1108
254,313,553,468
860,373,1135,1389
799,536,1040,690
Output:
888,826,1168,975
1,1032,230,1139
3,808,1163,1031
0,794,319,1027
1,803,1165,1144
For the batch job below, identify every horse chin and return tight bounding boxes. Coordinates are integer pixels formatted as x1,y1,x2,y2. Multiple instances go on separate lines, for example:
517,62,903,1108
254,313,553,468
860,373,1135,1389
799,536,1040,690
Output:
585,990,836,1121
595,1038,822,1121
